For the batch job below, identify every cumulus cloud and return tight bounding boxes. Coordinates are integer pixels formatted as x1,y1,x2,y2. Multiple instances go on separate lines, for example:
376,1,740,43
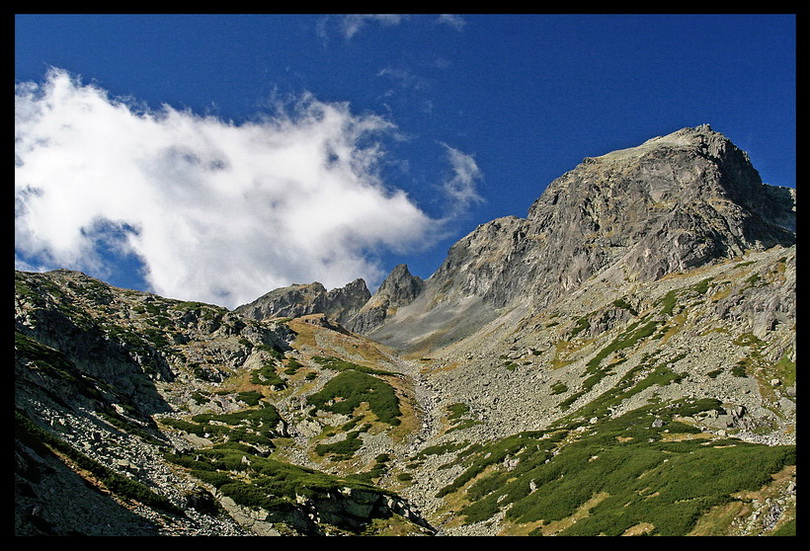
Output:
15,68,479,308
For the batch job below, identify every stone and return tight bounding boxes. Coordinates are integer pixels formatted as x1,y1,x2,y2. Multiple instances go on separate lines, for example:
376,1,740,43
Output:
14,125,795,537
346,264,425,333
235,278,371,326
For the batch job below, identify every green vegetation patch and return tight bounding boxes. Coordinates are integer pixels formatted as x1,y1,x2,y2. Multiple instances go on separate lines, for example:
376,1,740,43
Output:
557,351,687,428
444,402,480,433
442,398,794,536
612,297,638,316
163,403,284,448
569,316,591,338
559,317,664,412
192,403,282,434
774,353,796,388
237,390,264,406
436,430,560,500
165,446,396,531
312,356,391,376
315,431,364,460
659,289,680,316
414,440,471,462
307,369,402,426
447,402,470,420
250,359,286,388
172,449,378,503
692,277,713,295
349,453,392,484
550,382,569,395
555,441,794,536
283,357,304,375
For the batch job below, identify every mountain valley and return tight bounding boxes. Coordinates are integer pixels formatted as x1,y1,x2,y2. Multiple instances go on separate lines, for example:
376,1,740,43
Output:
15,125,796,536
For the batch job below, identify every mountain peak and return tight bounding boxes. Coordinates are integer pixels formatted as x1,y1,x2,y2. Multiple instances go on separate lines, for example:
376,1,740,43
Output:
375,264,423,298
235,278,370,325
364,126,795,352
345,264,425,334
528,125,793,257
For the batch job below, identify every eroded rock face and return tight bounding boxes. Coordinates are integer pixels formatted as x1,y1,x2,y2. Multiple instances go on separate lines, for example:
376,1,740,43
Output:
325,278,373,325
492,125,792,306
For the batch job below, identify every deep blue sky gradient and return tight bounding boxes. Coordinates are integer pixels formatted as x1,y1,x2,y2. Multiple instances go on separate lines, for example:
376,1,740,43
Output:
15,13,796,294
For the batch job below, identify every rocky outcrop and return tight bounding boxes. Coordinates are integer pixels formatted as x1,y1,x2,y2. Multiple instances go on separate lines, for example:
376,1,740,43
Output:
235,278,371,326
346,264,424,334
237,265,426,336
15,269,432,536
217,486,434,536
324,278,373,324
525,125,793,294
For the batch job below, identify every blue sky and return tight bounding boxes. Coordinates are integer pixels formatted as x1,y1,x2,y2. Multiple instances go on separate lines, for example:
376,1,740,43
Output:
15,14,796,308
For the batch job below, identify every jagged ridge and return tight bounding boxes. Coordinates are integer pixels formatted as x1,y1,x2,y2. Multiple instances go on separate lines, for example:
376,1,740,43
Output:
234,278,371,326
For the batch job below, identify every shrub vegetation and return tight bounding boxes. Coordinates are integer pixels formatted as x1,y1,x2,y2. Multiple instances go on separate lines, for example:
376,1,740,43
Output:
307,369,402,426
437,398,795,536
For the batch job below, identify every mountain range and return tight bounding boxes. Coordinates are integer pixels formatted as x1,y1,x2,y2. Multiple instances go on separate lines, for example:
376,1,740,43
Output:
15,124,796,536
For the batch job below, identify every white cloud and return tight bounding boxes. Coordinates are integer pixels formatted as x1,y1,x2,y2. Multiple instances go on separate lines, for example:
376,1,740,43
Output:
441,144,485,217
437,14,467,31
317,14,464,42
341,14,410,39
15,68,481,308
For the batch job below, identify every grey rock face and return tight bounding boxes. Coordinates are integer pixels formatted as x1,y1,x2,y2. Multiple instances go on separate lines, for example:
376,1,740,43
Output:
346,264,424,334
367,125,796,351
324,278,373,325
235,278,371,326
376,264,425,306
527,125,793,286
234,281,328,320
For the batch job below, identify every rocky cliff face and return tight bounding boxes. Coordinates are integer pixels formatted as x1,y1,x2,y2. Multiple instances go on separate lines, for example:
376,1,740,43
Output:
15,125,796,537
346,264,424,334
234,278,371,326
235,265,425,336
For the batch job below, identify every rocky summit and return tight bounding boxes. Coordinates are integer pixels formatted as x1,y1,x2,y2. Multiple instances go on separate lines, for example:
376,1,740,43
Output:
15,125,796,536
234,278,371,327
